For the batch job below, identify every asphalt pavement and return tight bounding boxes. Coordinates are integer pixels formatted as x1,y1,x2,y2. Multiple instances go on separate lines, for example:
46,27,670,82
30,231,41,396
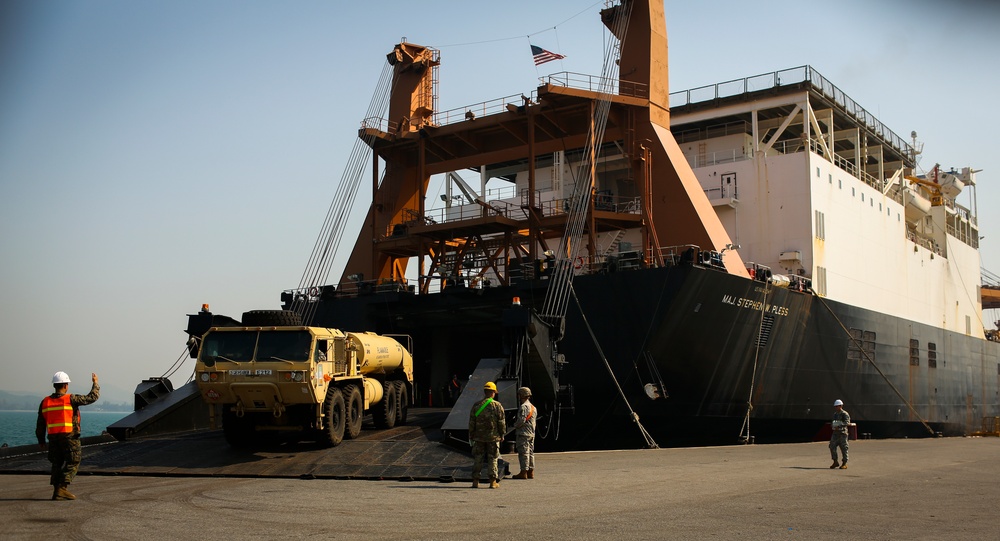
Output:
2,437,998,540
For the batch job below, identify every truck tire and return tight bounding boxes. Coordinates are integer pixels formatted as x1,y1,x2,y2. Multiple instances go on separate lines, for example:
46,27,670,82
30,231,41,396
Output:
319,387,346,447
373,380,397,429
343,384,363,439
222,408,253,448
241,309,303,327
393,380,409,426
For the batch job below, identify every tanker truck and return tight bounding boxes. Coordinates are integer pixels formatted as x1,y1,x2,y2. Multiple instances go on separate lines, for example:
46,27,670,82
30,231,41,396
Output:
190,308,413,447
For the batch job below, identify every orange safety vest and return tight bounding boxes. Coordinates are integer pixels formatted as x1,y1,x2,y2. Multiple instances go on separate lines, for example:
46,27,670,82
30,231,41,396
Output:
42,395,74,435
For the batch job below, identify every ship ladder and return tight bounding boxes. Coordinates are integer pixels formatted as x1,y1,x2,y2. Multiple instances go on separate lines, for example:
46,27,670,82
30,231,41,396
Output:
570,284,659,449
812,293,937,437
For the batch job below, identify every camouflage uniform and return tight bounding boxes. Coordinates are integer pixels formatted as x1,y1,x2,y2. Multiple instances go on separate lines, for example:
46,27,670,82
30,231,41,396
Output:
512,399,536,472
829,408,850,465
469,395,505,481
36,382,100,489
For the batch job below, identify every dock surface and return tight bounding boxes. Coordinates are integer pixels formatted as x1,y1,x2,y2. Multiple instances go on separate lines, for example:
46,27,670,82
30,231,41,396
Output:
2,435,998,540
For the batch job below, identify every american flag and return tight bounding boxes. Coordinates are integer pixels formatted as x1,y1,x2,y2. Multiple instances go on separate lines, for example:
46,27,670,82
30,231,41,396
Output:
530,45,565,66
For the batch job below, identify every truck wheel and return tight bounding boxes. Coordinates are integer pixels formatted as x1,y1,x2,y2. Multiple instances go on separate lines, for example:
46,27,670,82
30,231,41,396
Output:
222,408,253,448
320,387,346,447
343,384,363,439
241,309,303,326
393,380,409,426
373,380,397,429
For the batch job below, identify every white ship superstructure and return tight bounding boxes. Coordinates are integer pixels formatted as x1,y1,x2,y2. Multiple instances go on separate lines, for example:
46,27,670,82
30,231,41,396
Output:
669,66,986,338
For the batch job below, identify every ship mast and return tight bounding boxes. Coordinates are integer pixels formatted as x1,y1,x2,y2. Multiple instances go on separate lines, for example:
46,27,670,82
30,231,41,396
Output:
333,0,745,295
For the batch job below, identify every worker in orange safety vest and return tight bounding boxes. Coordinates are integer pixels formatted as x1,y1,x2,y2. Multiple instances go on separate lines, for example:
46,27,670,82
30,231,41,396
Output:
36,371,100,501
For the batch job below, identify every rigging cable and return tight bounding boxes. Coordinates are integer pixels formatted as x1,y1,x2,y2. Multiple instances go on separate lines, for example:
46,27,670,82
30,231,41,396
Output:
571,283,659,449
541,0,633,322
738,279,772,443
161,344,194,381
432,1,603,48
811,290,937,437
292,61,396,323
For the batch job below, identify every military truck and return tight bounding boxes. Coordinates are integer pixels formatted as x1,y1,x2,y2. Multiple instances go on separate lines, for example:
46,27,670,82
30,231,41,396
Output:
190,308,413,447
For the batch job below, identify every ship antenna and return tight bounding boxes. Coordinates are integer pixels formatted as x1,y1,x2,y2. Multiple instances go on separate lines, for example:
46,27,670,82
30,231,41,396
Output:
910,130,924,168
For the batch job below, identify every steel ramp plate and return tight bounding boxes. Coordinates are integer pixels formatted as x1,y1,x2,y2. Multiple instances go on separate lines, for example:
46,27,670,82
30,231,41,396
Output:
0,409,475,481
441,358,517,432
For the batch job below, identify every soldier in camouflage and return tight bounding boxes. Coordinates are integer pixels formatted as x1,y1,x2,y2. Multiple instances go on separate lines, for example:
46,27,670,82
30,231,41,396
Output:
469,381,505,488
36,371,100,500
510,386,536,479
829,399,850,469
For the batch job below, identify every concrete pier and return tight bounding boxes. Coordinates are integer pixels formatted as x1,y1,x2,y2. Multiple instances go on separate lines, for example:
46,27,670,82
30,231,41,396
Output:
2,437,997,540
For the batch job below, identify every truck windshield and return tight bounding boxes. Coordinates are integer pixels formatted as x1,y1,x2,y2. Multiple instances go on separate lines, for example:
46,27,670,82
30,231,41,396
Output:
255,331,312,362
201,330,313,365
201,331,257,364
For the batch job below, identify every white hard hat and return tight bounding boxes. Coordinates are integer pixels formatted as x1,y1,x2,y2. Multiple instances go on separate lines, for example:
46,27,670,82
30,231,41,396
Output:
833,399,844,406
52,371,71,384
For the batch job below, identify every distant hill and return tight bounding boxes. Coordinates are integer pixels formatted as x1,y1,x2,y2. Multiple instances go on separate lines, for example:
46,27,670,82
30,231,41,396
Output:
0,388,132,412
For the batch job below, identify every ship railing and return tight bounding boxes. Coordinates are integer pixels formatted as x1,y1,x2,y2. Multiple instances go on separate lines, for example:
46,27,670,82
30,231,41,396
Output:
418,202,505,226
946,222,979,249
669,65,914,162
364,71,646,130
541,71,649,99
433,92,539,127
646,244,702,267
675,120,750,144
360,116,399,133
982,267,1000,288
907,230,944,256
691,148,749,168
804,137,888,192
418,192,644,226
943,197,977,226
487,184,518,201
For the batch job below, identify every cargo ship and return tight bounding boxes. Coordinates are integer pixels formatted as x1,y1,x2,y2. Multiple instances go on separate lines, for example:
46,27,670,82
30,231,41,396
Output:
194,0,999,449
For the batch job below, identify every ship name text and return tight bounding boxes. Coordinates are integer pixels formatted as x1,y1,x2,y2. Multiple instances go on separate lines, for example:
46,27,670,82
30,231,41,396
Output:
721,294,789,316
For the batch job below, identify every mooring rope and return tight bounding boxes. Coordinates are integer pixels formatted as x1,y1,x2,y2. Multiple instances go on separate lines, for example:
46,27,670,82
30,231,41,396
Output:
570,283,659,449
811,291,937,437
738,279,772,443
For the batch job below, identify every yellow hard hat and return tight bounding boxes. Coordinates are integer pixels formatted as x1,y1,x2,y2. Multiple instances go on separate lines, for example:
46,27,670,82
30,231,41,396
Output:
483,381,497,392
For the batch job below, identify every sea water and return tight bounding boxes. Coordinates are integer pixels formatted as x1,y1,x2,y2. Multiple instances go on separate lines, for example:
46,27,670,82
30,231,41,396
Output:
0,410,128,448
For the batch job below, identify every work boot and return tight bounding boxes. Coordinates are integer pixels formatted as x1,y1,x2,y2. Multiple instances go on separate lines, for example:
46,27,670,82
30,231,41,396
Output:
489,478,499,489
839,462,848,469
527,469,534,479
512,471,528,479
51,485,59,501
471,479,479,488
830,461,839,469
54,484,76,500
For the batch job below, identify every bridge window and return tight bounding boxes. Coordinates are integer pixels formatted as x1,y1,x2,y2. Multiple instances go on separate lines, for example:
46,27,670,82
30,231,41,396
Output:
909,339,920,366
928,342,937,368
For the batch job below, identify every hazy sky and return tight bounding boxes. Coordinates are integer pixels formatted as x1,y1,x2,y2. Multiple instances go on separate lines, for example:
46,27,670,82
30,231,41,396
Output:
2,0,998,403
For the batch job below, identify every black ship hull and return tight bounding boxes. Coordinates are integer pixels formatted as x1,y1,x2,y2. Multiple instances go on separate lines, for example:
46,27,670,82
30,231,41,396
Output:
303,262,1000,450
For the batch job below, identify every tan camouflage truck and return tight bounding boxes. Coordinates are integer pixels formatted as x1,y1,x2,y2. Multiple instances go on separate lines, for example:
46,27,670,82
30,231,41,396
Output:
192,309,413,447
